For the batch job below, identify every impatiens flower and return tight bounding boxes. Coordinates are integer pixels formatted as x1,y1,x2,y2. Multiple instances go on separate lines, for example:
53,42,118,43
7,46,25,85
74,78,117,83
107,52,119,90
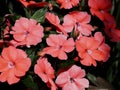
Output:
19,0,47,8
41,34,75,60
45,12,69,35
0,46,31,84
75,36,106,66
102,13,120,42
11,17,44,47
55,65,89,90
56,0,80,9
34,57,57,90
110,28,120,42
103,13,116,37
63,11,94,36
94,32,110,62
88,0,112,21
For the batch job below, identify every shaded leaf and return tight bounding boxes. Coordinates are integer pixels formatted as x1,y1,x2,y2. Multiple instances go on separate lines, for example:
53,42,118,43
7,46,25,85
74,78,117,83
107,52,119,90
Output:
22,75,39,90
58,59,75,68
31,8,47,23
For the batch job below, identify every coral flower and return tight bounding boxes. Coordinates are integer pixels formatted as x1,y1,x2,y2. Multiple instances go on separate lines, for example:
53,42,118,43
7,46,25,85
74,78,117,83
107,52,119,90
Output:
34,57,57,90
11,17,44,47
0,46,31,84
45,12,69,35
103,13,116,37
110,28,120,42
55,65,89,90
94,32,110,62
76,36,105,66
88,0,112,21
19,0,47,8
41,34,75,60
63,11,94,36
56,0,80,9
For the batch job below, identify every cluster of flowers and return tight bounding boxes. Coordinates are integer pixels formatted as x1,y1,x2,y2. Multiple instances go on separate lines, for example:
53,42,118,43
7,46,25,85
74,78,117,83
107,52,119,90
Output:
0,0,119,90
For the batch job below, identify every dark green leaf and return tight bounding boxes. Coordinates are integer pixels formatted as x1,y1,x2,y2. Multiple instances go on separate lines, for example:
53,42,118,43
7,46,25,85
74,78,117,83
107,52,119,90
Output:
25,47,39,66
22,75,39,90
31,8,47,23
58,59,75,68
87,73,99,86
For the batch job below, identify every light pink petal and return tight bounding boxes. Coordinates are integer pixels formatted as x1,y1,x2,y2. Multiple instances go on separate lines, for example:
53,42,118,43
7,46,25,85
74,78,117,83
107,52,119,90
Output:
62,38,75,52
75,78,89,89
71,0,79,6
41,47,58,57
80,54,97,66
91,50,105,61
46,35,60,46
0,70,9,82
48,78,57,90
2,46,17,62
13,33,26,41
0,56,9,72
7,69,20,84
19,17,29,29
60,2,72,9
94,32,104,45
68,65,85,78
63,82,79,90
34,58,54,83
15,58,31,76
77,24,94,36
17,49,27,58
63,14,75,32
58,50,68,60
46,12,60,25
70,11,91,24
86,37,99,50
34,64,48,82
55,72,69,87
49,48,59,57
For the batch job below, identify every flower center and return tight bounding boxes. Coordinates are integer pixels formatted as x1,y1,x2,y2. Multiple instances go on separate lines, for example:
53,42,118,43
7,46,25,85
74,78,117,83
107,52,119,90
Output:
24,31,29,35
8,62,15,68
70,77,75,83
57,45,62,49
87,50,92,54
76,22,80,27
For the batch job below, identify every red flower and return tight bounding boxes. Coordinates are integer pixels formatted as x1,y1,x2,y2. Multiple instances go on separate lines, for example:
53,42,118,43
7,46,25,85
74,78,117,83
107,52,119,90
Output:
11,17,44,47
0,46,31,84
45,12,69,35
41,34,75,60
56,0,80,9
94,32,111,62
34,57,57,90
110,28,120,42
18,0,47,8
55,65,89,90
103,13,116,37
88,0,112,21
76,36,105,66
63,11,94,37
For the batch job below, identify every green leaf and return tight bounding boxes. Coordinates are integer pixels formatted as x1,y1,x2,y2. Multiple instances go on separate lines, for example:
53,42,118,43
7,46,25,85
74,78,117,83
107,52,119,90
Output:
31,8,47,23
24,8,31,18
25,47,39,66
58,59,75,68
22,75,39,90
87,73,99,86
